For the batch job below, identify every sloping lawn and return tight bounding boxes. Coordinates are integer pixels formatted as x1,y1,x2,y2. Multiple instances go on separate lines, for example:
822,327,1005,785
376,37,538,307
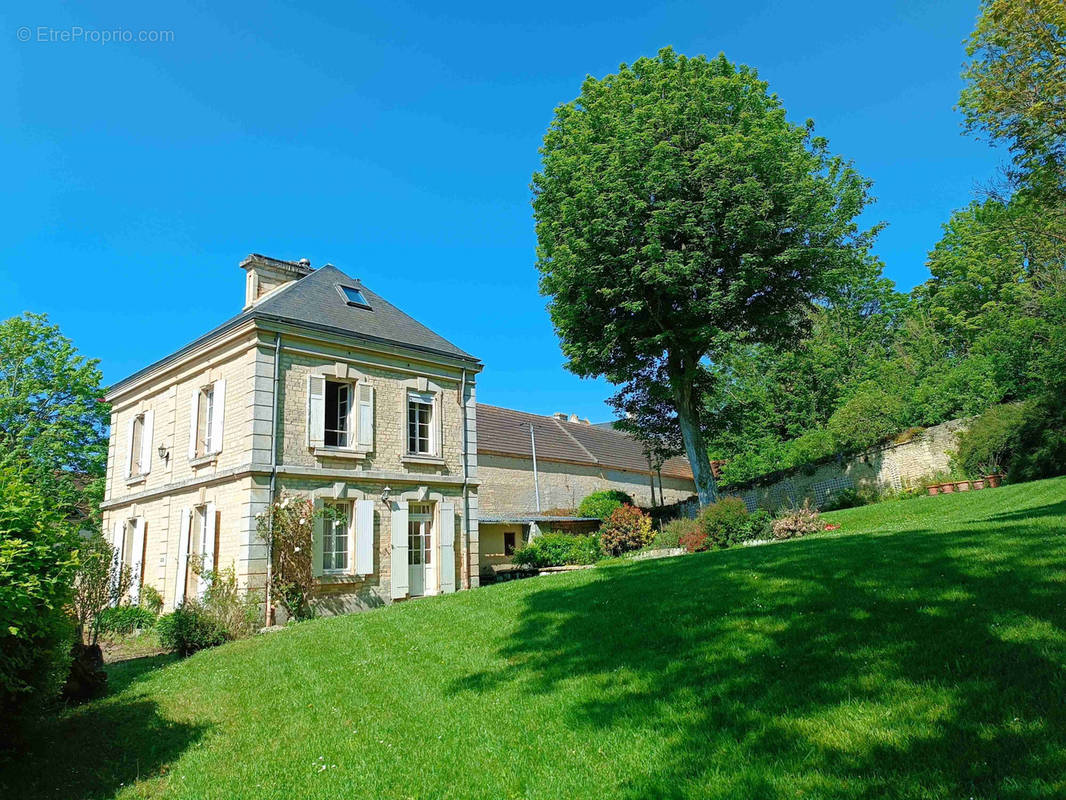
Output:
4,477,1065,799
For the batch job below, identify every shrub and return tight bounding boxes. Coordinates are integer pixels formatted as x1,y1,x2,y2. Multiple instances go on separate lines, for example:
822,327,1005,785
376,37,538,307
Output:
679,525,709,553
577,490,634,520
698,497,751,549
954,402,1030,477
1008,395,1066,482
771,503,822,540
512,533,603,568
821,488,865,512
746,508,773,540
97,605,157,636
200,564,262,640
139,584,164,615
156,603,227,657
827,388,908,452
0,465,78,733
599,505,653,556
654,517,701,549
70,530,130,646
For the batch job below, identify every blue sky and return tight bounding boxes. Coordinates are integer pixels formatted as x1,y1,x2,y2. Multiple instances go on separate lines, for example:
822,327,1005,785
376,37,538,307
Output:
1,1,1003,421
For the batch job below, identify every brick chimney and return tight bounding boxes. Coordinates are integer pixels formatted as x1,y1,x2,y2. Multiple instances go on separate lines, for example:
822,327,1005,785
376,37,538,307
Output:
240,253,314,309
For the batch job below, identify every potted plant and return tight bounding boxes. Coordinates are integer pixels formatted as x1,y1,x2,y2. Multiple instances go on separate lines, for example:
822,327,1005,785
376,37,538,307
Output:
940,481,955,493
979,459,1003,488
926,484,939,496
955,479,971,491
971,477,986,490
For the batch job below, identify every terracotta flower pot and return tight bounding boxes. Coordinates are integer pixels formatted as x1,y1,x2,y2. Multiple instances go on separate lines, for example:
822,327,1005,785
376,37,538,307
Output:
985,474,1002,488
940,482,954,493
972,478,985,490
956,480,971,492
927,485,939,496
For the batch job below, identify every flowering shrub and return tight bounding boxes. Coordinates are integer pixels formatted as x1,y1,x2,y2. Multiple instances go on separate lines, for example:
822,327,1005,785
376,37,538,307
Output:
771,502,822,540
678,524,709,553
512,533,603,568
257,493,318,622
599,505,653,556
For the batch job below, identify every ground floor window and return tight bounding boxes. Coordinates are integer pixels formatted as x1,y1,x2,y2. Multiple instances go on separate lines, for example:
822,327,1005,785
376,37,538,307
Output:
323,501,350,572
408,503,433,566
504,531,516,556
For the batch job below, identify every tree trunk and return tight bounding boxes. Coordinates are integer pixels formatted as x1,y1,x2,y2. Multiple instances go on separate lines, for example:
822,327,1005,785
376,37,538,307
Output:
666,354,718,507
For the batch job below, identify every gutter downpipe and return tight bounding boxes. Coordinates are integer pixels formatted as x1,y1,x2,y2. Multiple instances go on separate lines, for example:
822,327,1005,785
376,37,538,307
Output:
458,368,471,589
529,423,541,513
264,332,281,625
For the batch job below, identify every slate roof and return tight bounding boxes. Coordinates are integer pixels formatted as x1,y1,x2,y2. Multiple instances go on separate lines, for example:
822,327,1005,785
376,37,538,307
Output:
109,260,478,395
476,404,694,481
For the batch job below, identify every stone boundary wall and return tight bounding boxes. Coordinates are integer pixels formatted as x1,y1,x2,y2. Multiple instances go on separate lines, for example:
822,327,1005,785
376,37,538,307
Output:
721,417,971,513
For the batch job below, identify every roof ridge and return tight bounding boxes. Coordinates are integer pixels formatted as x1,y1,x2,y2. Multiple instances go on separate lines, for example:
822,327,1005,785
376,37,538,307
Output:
551,418,599,464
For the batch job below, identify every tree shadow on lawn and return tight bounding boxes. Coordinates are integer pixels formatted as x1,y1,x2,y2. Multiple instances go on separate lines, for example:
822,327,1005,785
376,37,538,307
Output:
983,498,1066,524
452,523,1066,799
105,652,180,696
0,691,208,799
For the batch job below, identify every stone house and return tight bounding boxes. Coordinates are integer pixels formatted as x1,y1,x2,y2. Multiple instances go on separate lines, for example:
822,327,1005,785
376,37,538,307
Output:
101,254,694,617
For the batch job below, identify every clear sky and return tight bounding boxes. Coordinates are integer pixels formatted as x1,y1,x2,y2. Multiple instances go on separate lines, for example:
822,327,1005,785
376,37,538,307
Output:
1,1,1003,421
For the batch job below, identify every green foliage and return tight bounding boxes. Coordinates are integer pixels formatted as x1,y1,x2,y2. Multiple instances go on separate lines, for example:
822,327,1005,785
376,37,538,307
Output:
257,493,317,622
1007,395,1066,482
698,497,752,549
654,517,701,549
821,488,866,512
156,603,227,657
97,605,157,636
960,0,1066,185
0,313,110,520
139,583,164,615
533,48,876,504
598,505,654,556
0,465,78,728
771,503,822,540
512,533,603,569
69,531,130,646
954,402,1031,477
747,509,774,540
577,490,634,520
827,387,908,452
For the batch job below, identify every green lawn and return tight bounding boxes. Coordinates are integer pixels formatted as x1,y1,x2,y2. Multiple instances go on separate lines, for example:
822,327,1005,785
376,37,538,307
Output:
4,477,1066,799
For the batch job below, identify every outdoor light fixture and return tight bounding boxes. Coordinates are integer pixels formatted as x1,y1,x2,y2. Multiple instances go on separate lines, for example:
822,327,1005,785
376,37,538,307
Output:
380,486,391,504
157,444,170,462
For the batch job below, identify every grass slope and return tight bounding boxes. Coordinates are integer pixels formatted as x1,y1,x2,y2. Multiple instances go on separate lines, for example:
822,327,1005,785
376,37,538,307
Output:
5,477,1066,799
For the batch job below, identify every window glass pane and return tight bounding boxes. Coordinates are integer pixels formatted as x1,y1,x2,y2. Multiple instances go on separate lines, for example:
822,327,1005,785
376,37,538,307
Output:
340,286,370,307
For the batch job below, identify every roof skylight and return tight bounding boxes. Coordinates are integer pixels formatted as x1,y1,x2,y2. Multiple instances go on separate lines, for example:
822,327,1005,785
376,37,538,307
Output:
338,285,371,309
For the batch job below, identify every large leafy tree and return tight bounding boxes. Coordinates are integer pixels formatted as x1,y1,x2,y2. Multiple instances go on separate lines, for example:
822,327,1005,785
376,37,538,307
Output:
532,48,876,504
960,0,1066,193
0,313,109,518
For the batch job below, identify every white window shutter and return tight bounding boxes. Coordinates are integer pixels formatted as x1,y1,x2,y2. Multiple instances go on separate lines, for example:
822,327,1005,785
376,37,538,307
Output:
439,502,456,594
355,499,374,575
129,518,146,604
140,410,154,475
308,375,325,449
435,395,443,456
175,507,190,606
311,497,325,577
126,416,137,477
210,379,226,454
188,390,200,460
390,502,409,599
198,503,216,600
110,519,125,601
357,383,374,448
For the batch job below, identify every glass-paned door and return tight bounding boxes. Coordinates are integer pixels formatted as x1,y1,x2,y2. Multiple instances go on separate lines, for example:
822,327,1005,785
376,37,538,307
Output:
407,503,434,596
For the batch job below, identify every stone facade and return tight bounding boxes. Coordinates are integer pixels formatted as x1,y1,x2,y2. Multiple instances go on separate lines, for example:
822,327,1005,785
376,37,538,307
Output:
726,417,971,512
102,277,481,619
478,453,695,515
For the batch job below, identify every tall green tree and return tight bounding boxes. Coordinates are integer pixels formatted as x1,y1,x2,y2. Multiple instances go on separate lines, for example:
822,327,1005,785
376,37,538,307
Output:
0,313,109,518
960,0,1066,193
532,48,877,504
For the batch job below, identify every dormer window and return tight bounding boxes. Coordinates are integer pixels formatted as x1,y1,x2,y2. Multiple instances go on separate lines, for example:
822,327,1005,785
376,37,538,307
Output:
338,285,371,309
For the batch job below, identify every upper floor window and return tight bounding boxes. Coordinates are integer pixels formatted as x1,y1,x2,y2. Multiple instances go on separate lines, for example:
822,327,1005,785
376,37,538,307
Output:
308,376,374,452
126,410,154,478
407,391,436,456
188,379,226,461
325,381,351,447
